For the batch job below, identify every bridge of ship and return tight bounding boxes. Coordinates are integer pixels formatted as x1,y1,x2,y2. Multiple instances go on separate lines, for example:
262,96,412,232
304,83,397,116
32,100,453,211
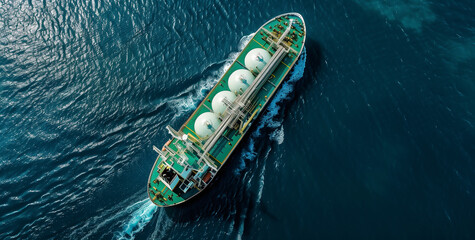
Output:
148,14,306,206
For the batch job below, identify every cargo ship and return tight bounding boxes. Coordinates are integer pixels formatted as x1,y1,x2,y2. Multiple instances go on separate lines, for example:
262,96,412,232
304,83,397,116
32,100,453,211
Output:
147,13,306,207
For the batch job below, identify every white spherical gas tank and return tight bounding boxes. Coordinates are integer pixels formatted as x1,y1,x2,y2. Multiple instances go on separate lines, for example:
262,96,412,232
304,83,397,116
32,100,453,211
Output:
211,91,236,115
228,69,255,93
244,48,271,73
194,112,221,138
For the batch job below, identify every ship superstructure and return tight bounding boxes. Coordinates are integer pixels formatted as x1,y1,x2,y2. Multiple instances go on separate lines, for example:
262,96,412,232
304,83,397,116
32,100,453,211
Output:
148,13,306,206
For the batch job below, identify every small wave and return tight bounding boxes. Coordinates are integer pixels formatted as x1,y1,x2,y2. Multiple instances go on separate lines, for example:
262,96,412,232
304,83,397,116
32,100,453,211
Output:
269,125,285,145
147,209,173,240
255,149,271,205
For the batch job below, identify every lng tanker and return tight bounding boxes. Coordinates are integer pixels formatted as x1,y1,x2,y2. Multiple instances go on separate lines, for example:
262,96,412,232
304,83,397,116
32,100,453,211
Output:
148,13,306,207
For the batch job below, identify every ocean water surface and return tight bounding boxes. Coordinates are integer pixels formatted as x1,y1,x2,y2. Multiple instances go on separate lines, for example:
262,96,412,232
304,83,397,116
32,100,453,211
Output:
0,0,474,239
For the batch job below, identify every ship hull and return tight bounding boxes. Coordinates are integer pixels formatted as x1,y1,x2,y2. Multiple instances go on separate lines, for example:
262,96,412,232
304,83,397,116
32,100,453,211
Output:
148,13,306,207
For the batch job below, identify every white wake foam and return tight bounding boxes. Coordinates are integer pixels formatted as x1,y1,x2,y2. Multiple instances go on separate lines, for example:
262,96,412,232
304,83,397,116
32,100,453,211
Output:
115,199,158,240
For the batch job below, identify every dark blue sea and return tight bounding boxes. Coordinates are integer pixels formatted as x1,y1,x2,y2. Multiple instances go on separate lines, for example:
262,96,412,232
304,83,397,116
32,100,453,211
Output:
1,0,474,239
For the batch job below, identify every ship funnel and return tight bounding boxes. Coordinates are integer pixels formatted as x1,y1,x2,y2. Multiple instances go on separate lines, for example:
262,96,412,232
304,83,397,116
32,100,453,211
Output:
211,91,236,115
194,112,221,139
228,69,255,93
244,48,271,73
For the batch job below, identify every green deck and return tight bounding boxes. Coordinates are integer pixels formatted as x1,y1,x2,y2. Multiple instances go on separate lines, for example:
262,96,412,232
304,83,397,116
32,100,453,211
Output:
148,13,306,206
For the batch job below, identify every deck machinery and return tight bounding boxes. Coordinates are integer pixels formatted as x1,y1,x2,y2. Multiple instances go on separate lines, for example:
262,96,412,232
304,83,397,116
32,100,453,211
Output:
148,13,306,206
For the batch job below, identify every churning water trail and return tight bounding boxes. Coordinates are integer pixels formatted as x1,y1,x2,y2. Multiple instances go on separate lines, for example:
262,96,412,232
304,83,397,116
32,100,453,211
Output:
115,199,158,240
113,34,254,240
234,47,307,175
234,48,307,240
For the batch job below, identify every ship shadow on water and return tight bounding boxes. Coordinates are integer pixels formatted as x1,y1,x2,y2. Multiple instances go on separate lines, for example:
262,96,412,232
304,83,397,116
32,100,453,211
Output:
160,38,324,231
294,38,324,96
162,150,255,221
